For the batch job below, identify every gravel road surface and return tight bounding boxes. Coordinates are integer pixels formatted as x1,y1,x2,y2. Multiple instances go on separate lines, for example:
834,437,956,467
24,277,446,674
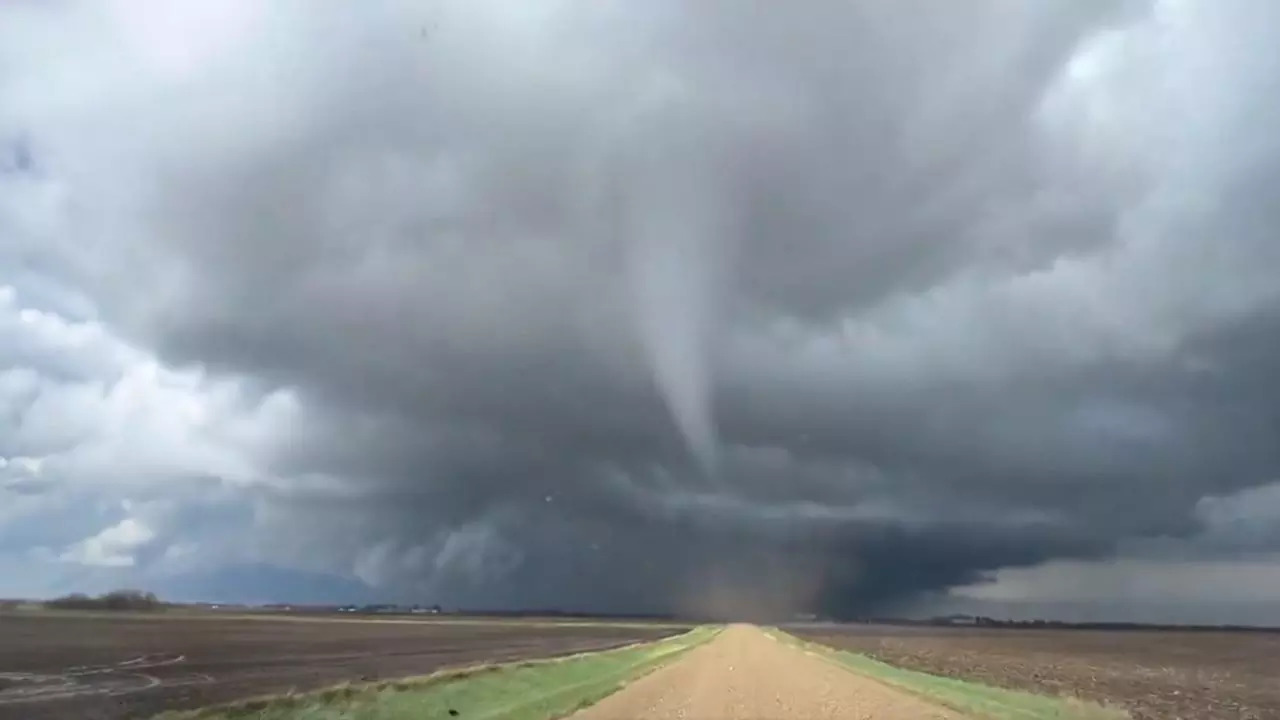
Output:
570,624,965,719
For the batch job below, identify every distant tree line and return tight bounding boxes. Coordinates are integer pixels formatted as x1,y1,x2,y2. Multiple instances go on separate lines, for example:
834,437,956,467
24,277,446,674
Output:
44,589,165,611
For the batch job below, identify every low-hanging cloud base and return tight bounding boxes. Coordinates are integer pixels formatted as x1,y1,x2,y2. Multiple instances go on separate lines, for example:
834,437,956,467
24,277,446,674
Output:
4,0,1280,622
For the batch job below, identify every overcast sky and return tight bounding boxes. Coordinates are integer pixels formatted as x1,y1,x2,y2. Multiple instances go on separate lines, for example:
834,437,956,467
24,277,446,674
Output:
3,0,1280,621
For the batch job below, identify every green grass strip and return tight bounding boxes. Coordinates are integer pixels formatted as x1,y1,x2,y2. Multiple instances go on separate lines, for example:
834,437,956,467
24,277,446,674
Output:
766,629,1127,720
155,625,718,720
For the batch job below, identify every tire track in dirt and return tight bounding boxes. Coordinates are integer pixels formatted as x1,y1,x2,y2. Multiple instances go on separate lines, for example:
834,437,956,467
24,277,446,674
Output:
0,613,679,720
570,624,967,719
0,654,213,705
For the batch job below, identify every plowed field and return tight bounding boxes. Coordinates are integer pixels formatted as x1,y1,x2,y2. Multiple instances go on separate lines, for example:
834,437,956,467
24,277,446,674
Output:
0,613,684,720
792,624,1280,720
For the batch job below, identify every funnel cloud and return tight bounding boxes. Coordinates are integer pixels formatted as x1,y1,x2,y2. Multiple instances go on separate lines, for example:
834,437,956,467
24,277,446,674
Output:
4,0,1280,623
616,75,730,476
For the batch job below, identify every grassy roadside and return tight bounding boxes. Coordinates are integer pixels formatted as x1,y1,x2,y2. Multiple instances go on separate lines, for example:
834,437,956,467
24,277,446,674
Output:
766,628,1127,720
155,625,718,720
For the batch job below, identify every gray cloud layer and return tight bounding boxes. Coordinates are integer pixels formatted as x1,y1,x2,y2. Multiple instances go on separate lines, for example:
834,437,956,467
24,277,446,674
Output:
3,0,1280,619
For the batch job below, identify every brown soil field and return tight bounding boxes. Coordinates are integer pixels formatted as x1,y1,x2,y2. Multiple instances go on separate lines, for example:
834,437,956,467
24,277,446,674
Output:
0,612,685,720
791,624,1280,720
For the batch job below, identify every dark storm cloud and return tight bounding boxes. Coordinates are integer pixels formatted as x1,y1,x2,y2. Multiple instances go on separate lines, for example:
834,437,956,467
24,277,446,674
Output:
6,0,1280,616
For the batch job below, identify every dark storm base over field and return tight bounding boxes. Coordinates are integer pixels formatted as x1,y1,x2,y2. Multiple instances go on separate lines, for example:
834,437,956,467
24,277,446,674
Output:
793,624,1280,720
7,0,1280,628
0,613,684,720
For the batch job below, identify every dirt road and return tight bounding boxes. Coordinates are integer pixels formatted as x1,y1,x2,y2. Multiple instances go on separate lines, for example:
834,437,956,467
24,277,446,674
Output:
571,624,965,719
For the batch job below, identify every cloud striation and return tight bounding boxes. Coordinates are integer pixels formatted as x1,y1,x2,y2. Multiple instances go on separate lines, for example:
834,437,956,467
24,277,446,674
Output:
3,0,1280,621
